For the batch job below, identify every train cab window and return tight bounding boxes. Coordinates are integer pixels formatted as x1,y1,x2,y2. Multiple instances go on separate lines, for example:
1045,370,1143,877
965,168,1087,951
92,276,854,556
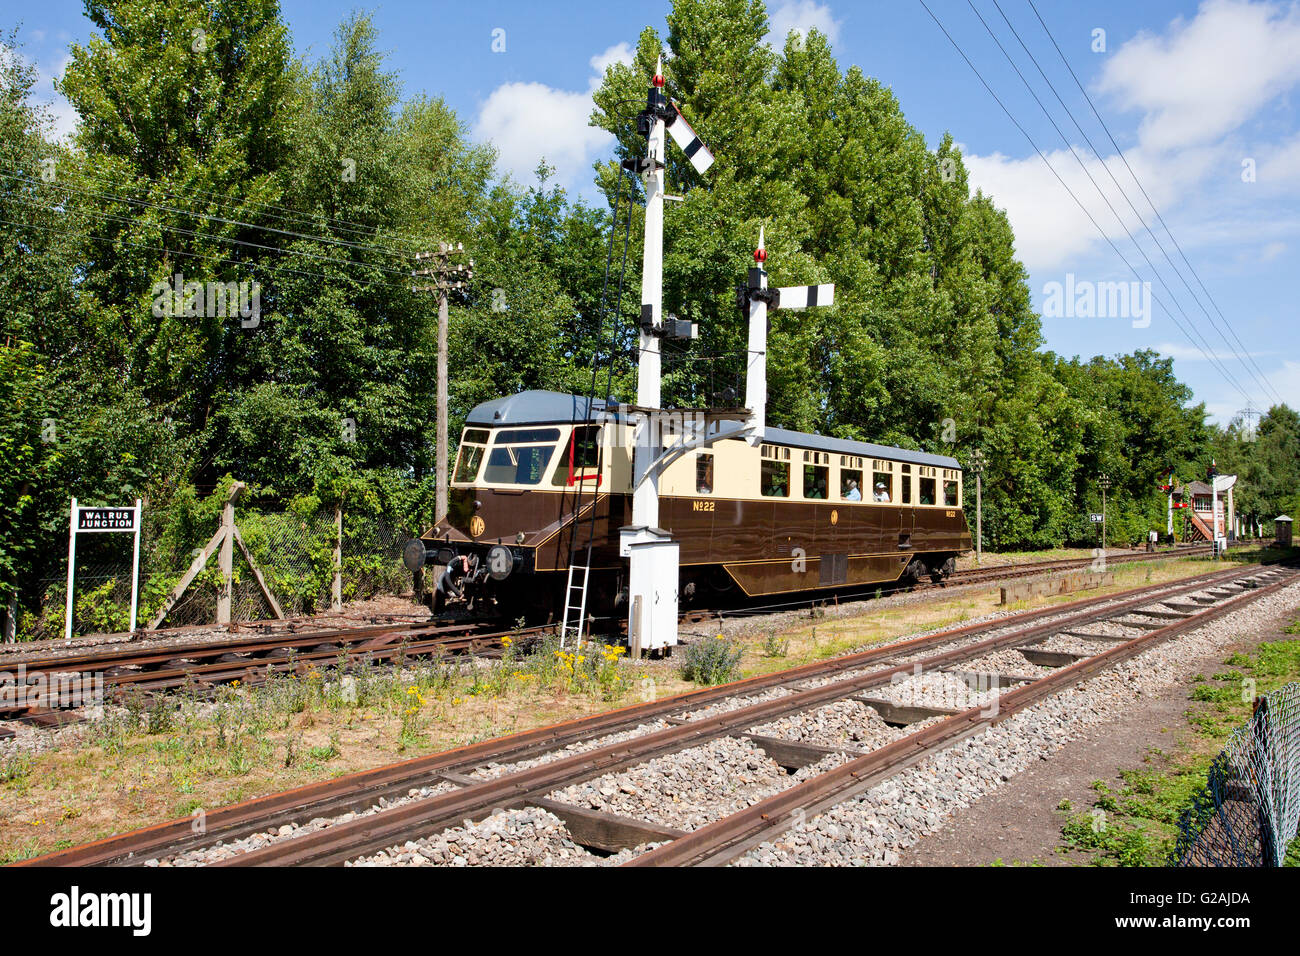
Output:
760,445,791,497
872,472,892,502
900,464,912,504
919,477,936,506
944,480,959,507
483,427,561,485
696,453,714,494
841,468,863,500
453,429,490,483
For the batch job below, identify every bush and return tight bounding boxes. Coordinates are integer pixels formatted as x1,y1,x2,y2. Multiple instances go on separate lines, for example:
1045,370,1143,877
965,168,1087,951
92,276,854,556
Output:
680,635,744,685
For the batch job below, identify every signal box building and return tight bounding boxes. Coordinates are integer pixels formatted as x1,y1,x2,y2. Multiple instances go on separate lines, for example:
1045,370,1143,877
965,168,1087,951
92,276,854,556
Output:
1174,477,1237,541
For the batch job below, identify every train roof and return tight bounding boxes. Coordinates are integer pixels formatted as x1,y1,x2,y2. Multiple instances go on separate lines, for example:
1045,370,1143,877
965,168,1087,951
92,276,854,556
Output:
464,391,962,470
763,426,962,470
466,390,614,426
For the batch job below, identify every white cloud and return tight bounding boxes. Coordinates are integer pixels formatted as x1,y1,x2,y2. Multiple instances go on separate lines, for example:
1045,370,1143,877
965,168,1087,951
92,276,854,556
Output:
473,42,634,192
768,0,842,49
590,42,634,77
1095,0,1300,153
1152,341,1274,361
0,43,78,143
961,1,1300,271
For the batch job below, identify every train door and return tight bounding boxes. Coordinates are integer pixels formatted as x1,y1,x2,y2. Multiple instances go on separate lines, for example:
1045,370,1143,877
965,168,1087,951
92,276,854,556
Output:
897,463,916,552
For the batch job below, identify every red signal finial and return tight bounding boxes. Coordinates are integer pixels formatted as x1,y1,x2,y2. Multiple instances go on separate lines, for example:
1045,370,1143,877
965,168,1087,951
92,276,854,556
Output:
754,224,766,263
653,55,664,88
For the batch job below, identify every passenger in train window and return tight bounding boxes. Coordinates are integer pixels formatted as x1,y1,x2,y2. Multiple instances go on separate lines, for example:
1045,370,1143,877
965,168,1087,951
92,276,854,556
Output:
873,473,892,502
943,480,959,507
697,454,714,494
874,481,891,502
919,477,936,505
841,469,863,499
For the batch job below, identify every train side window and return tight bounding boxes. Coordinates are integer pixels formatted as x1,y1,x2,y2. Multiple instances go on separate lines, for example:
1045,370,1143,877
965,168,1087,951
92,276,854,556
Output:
943,480,959,507
551,426,601,486
872,472,892,502
697,453,714,494
919,477,936,505
803,464,828,499
761,460,789,497
841,468,863,500
900,464,912,504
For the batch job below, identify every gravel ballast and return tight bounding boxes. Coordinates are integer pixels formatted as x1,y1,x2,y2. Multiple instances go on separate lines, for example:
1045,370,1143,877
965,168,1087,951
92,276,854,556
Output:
733,579,1300,866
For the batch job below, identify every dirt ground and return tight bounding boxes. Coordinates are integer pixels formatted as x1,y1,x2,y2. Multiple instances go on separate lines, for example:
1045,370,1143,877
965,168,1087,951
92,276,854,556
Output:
900,602,1299,866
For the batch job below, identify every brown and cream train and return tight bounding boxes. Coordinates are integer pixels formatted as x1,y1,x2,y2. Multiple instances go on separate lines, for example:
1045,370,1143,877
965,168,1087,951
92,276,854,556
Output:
409,390,972,620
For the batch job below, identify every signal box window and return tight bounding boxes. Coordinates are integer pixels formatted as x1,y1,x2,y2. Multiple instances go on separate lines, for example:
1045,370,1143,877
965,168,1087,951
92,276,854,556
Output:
841,468,863,500
943,480,959,507
761,459,789,497
697,453,714,494
919,477,936,506
803,464,828,499
900,464,912,504
872,472,892,502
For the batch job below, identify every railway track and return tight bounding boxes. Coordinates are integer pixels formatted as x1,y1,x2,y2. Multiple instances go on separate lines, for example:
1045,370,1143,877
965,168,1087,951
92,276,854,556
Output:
942,543,1213,589
2,545,1211,718
17,558,1291,868
0,618,534,723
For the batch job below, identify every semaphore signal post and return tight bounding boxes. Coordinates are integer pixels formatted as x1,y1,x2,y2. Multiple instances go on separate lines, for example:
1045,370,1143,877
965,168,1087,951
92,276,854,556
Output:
616,61,833,654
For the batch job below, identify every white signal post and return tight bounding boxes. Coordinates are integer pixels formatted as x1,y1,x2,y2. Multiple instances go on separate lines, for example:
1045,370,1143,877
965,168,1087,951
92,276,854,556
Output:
745,227,770,446
742,226,834,444
65,497,143,642
620,60,714,653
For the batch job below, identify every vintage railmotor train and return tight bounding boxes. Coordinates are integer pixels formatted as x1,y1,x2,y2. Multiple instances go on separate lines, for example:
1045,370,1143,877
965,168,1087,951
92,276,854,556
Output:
407,390,972,621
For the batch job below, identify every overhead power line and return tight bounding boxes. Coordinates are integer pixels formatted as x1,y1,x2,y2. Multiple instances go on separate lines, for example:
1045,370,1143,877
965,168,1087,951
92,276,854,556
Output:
997,0,1282,405
916,0,1256,406
961,0,1257,404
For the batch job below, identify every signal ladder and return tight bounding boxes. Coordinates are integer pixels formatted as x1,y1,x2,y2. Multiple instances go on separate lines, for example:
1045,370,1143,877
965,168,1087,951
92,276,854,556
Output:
559,563,591,648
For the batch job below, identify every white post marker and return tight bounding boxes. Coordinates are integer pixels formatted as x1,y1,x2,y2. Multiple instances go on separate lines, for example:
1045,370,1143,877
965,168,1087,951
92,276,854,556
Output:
65,498,143,641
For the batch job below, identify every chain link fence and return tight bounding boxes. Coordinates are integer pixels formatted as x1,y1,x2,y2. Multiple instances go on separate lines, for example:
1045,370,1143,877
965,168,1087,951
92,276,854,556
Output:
1171,681,1300,866
13,503,418,640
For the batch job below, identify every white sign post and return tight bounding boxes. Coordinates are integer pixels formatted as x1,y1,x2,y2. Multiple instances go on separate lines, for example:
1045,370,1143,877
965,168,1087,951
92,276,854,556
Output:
65,497,143,641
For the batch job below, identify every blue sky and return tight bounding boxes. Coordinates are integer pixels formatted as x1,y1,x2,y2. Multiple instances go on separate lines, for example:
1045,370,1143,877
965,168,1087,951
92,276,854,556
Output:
4,0,1297,425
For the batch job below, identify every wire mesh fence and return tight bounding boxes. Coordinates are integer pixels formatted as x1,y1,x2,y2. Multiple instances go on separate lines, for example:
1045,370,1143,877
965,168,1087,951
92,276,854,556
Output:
12,502,420,640
1171,681,1300,867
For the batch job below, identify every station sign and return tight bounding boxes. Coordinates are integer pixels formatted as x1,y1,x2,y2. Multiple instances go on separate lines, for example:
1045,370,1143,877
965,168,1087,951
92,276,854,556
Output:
77,508,138,532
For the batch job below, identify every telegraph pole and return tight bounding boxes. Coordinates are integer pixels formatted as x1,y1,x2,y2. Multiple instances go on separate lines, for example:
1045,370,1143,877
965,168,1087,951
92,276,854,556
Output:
1099,473,1111,555
413,242,473,521
969,448,985,564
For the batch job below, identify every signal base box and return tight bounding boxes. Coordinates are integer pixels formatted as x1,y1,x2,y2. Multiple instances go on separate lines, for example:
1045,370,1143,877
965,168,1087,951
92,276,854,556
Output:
620,527,679,652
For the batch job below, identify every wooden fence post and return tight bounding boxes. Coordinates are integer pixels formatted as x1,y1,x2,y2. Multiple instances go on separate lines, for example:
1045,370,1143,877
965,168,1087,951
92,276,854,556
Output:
216,482,244,626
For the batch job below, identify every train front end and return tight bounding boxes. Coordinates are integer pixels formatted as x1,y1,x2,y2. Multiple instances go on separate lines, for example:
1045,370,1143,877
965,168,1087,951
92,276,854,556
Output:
403,391,627,620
